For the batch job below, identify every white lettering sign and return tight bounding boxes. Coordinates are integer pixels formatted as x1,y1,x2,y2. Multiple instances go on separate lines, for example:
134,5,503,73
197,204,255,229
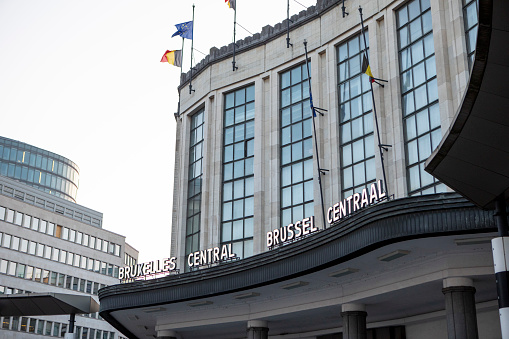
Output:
327,180,386,224
187,244,236,268
267,216,318,248
119,257,177,281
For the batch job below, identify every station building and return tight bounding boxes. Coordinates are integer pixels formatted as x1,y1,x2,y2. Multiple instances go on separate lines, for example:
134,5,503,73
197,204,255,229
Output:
0,139,138,338
99,0,508,338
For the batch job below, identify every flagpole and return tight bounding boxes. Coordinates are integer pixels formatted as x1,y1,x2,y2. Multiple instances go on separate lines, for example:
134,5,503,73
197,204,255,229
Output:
359,6,389,197
232,4,238,71
189,4,195,94
286,0,292,48
178,37,185,117
303,40,327,229
180,37,185,79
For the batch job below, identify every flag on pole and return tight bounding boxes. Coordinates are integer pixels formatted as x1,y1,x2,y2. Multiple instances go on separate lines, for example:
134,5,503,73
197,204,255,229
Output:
225,0,236,10
361,54,374,81
171,21,193,39
160,50,182,67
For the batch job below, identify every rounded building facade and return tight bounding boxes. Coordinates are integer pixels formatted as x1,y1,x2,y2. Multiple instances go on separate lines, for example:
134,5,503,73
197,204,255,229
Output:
0,136,79,202
99,0,508,338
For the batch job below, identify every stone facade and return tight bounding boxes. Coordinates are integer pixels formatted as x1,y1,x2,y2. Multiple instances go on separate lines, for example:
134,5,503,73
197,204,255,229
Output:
171,0,473,268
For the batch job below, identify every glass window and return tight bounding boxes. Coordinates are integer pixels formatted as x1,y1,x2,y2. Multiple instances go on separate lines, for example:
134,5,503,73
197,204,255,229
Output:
221,85,255,260
34,268,42,281
44,246,52,259
45,321,53,336
42,270,50,284
66,276,73,289
53,322,60,337
11,316,20,331
37,319,44,334
11,236,20,250
338,34,375,198
50,272,57,285
7,261,16,275
14,211,23,225
62,227,69,240
39,220,47,234
6,209,14,223
25,266,33,280
28,241,36,255
22,214,31,228
0,259,8,273
185,109,205,269
47,223,55,236
29,318,36,333
69,229,75,242
3,316,10,329
2,233,11,248
0,206,5,220
31,217,39,231
21,317,28,332
16,263,25,278
280,64,314,228
397,0,444,195
20,238,28,252
463,0,479,68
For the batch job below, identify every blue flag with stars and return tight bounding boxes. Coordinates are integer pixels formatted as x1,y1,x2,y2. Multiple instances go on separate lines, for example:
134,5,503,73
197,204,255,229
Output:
172,21,193,40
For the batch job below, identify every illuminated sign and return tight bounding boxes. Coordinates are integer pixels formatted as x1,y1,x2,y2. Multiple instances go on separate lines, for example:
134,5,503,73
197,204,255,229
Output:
119,257,176,281
266,216,317,248
327,180,386,224
187,244,236,268
267,180,386,249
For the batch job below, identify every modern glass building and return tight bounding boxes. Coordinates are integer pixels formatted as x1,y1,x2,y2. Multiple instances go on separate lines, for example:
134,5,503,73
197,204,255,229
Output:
0,137,79,202
0,139,138,338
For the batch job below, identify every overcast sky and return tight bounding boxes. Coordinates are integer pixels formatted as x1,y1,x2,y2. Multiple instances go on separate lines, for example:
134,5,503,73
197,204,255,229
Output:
0,0,316,263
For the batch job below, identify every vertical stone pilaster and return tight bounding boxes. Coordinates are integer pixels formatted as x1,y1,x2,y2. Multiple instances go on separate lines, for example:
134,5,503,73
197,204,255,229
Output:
341,303,367,339
442,277,479,339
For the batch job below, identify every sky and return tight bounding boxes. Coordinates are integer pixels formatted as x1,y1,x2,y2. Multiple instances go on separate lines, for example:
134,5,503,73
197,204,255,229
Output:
0,0,316,263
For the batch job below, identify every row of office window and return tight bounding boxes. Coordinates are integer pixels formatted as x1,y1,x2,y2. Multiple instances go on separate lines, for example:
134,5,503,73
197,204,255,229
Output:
1,315,115,339
0,231,120,278
0,144,79,183
184,0,477,259
0,205,122,257
0,258,111,294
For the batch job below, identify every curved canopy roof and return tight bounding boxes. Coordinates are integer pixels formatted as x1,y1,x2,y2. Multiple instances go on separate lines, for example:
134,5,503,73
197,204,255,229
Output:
426,0,509,209
0,293,99,317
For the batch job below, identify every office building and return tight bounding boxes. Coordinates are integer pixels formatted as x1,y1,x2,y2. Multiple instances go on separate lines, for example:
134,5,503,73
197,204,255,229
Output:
0,139,138,338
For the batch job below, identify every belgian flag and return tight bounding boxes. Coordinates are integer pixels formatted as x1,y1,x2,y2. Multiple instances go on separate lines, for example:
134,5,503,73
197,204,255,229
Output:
160,50,182,67
362,55,374,82
225,0,236,10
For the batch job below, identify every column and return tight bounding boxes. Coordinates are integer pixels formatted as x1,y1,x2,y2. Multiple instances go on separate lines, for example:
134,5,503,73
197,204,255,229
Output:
493,196,509,339
341,303,367,339
442,277,478,339
247,320,268,339
157,330,178,339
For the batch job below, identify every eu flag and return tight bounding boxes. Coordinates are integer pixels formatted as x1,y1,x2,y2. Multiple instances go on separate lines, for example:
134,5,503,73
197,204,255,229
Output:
172,21,193,40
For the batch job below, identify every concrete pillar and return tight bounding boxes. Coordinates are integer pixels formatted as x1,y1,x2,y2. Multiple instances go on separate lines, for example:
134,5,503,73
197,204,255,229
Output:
247,320,268,339
341,303,367,339
442,277,479,339
493,196,509,339
157,329,178,339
